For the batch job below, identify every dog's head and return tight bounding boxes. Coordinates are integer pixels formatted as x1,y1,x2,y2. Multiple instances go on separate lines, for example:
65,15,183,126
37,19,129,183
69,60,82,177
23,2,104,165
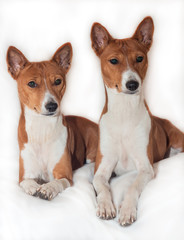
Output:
7,43,72,116
91,17,154,95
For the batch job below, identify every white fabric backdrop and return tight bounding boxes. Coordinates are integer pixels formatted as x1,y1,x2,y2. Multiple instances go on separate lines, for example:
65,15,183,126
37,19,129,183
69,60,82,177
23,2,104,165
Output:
0,0,184,239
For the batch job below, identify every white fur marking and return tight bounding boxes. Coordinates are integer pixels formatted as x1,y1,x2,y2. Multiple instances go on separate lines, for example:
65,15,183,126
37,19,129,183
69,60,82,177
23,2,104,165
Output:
41,91,59,115
169,147,182,157
86,159,92,164
37,178,70,200
93,85,154,223
20,179,40,196
121,69,141,94
21,107,67,182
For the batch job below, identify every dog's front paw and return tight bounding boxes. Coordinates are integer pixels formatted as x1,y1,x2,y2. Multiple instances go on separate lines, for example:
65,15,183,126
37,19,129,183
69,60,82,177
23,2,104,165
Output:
20,179,40,196
118,200,137,226
37,179,70,200
37,183,58,200
97,200,116,220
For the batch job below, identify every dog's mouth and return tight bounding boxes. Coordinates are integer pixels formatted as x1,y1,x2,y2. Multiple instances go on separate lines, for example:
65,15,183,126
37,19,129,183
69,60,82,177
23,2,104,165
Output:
34,107,39,113
42,112,57,117
106,85,140,96
124,90,139,95
33,107,59,117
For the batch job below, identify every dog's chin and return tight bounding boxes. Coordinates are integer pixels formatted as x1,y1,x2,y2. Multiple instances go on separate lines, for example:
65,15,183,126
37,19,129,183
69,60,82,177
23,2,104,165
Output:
37,109,60,117
41,112,58,117
33,108,60,117
123,90,139,95
106,86,140,96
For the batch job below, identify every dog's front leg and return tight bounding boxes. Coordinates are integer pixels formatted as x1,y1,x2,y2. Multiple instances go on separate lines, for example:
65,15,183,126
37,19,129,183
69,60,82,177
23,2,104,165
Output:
37,148,73,200
19,154,41,196
93,159,117,220
119,156,154,226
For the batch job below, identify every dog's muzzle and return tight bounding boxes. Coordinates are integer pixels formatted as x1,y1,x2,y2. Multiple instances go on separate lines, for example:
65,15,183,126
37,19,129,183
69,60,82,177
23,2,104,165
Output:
45,101,58,115
126,80,139,92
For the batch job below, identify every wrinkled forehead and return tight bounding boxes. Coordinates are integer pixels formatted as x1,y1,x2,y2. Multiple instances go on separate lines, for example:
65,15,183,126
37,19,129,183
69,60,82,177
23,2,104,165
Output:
101,38,147,59
18,61,64,80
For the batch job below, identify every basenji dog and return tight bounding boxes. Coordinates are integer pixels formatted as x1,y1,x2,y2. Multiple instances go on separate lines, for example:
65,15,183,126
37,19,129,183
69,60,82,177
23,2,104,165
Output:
91,17,184,226
7,43,98,200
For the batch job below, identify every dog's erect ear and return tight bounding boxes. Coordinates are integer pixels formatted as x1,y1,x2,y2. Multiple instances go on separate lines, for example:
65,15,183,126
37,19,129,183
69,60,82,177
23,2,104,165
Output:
132,17,154,51
91,23,112,56
7,46,28,80
52,43,73,74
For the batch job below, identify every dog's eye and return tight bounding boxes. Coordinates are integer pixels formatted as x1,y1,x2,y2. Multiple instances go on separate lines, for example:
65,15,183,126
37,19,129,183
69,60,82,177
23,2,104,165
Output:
54,79,62,85
28,81,37,88
136,56,144,62
109,59,119,65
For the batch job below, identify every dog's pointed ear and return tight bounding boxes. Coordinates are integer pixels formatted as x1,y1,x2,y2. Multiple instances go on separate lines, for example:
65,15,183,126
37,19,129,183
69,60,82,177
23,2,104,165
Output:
91,22,112,56
132,17,154,51
7,46,28,80
52,43,73,74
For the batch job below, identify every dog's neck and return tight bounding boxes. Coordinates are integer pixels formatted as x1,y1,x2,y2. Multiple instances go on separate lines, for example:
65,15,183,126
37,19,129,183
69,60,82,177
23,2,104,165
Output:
105,85,145,118
23,106,66,144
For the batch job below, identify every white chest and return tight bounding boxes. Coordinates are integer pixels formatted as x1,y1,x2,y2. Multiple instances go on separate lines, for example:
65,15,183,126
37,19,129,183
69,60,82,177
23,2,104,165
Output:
21,108,67,181
99,88,151,175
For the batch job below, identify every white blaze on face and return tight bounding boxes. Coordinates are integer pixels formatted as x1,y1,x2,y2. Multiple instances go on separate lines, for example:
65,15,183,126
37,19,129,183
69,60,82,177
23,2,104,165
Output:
121,70,141,94
39,77,58,115
41,91,58,115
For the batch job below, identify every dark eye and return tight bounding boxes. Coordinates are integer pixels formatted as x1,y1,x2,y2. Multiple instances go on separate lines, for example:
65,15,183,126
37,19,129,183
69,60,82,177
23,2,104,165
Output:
28,81,37,88
136,56,144,62
109,59,119,65
54,79,62,85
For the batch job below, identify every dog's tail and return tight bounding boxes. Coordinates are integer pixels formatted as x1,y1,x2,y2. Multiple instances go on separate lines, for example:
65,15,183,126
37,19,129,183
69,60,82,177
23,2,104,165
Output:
159,118,184,154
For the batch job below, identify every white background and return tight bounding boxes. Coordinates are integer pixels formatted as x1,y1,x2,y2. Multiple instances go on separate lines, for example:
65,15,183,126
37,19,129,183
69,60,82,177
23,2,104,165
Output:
0,0,183,157
0,0,184,240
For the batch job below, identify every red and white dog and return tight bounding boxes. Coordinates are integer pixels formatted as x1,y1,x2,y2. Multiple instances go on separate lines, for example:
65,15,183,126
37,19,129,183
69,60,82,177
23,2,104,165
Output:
7,43,98,200
91,17,184,226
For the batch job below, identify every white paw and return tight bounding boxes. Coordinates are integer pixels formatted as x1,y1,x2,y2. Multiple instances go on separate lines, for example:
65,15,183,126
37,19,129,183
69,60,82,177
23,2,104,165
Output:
118,200,137,226
37,183,59,200
97,200,116,220
20,179,40,196
37,179,70,201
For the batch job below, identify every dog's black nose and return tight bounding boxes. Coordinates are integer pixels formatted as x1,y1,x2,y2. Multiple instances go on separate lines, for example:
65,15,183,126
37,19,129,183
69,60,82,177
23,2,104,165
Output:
45,102,58,112
126,80,139,91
